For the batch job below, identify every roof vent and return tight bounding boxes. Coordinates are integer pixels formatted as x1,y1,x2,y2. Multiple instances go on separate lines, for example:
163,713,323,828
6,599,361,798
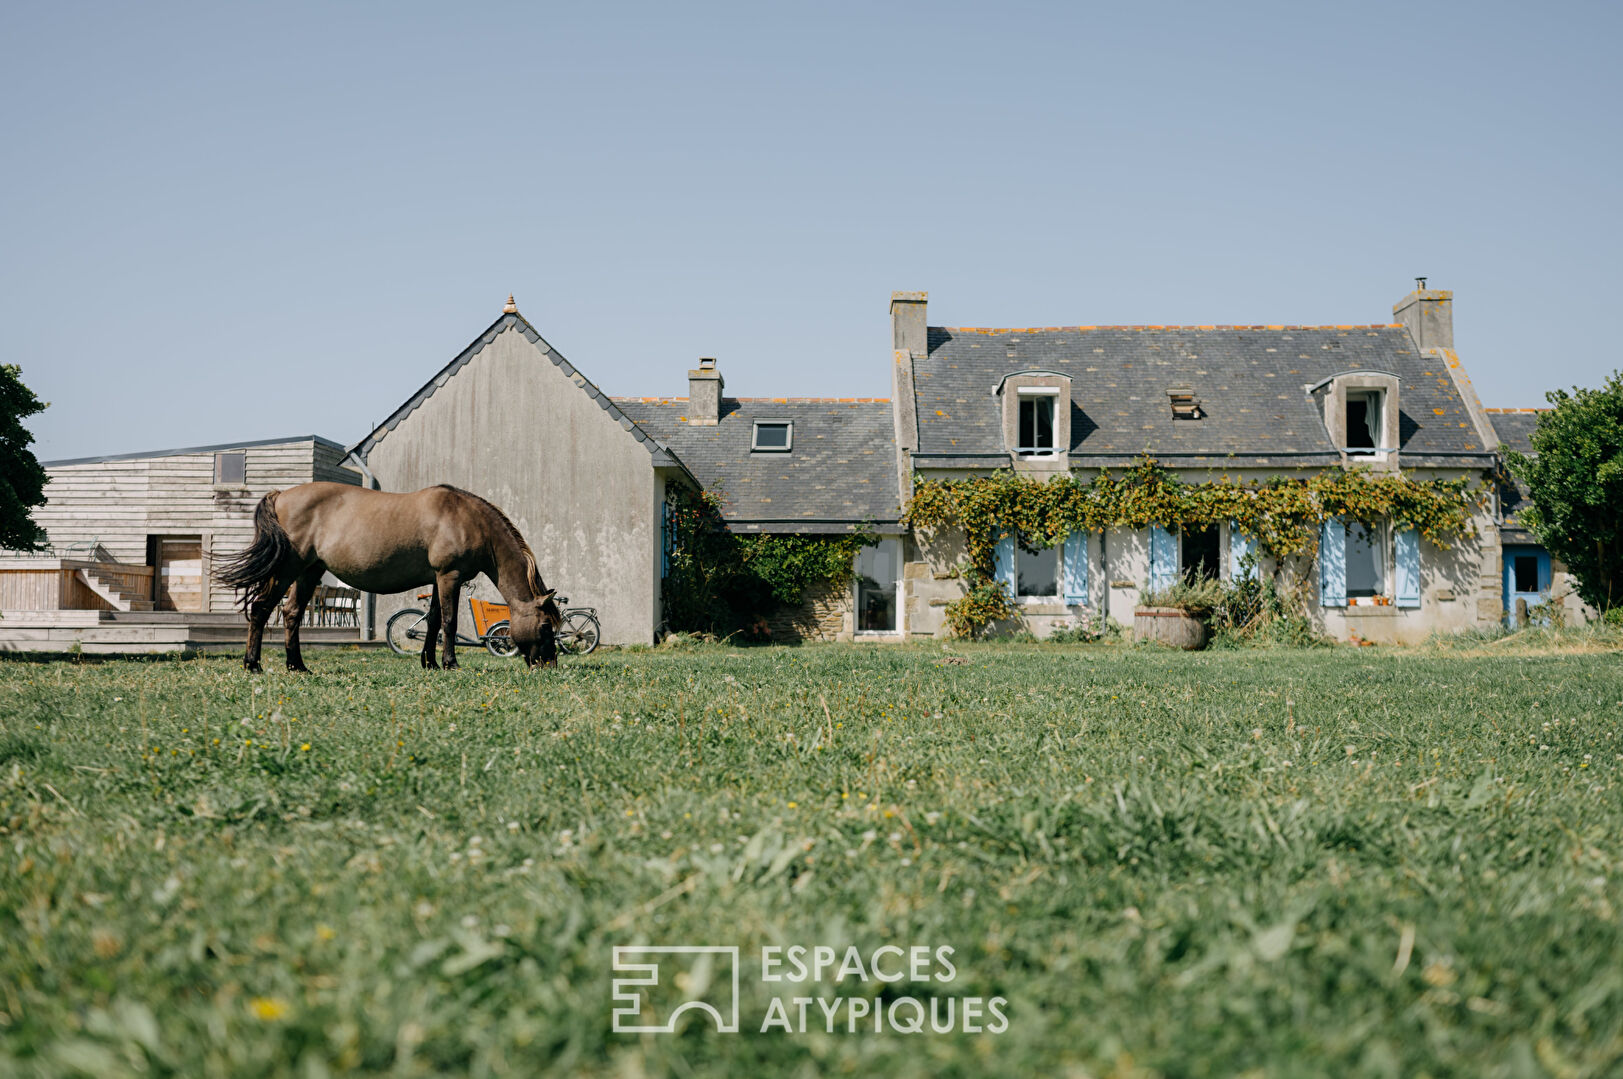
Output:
1167,385,1202,420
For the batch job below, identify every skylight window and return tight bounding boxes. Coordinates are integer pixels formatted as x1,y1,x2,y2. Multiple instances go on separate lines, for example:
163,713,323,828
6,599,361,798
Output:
751,420,792,452
1167,385,1202,420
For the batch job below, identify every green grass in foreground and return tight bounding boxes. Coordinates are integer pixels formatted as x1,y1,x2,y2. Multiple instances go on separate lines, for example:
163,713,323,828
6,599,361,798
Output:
0,639,1621,1078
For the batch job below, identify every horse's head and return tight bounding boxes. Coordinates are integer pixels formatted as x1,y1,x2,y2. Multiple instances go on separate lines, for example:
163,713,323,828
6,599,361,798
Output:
508,589,563,668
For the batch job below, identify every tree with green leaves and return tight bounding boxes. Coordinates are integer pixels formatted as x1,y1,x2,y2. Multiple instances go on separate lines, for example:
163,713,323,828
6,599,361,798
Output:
1507,372,1623,612
0,365,49,552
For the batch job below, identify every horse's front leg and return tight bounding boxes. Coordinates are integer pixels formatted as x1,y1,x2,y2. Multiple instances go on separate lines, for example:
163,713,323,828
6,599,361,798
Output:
420,590,442,670
437,574,463,671
282,566,323,673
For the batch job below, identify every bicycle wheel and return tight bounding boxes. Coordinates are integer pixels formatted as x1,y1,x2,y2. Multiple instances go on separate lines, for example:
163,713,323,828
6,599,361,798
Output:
559,611,601,655
385,608,428,656
485,620,519,658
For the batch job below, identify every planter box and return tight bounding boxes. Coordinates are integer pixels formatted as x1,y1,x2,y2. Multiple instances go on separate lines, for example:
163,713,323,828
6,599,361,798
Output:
1134,606,1208,650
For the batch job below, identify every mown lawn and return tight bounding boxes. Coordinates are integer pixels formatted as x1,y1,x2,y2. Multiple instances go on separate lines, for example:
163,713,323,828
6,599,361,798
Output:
1,638,1620,1078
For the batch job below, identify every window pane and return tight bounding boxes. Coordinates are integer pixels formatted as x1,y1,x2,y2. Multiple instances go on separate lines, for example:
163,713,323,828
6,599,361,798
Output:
754,422,790,449
1034,398,1054,448
856,538,900,631
1019,400,1035,448
1513,555,1539,593
1346,522,1383,596
1017,537,1058,597
1181,524,1220,581
214,452,245,484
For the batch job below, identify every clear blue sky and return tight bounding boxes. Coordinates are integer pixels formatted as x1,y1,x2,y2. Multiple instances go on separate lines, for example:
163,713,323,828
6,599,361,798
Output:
6,1,1620,460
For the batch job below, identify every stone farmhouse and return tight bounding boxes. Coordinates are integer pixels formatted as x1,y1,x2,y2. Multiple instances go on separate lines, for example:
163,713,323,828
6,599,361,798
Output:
5,283,1586,649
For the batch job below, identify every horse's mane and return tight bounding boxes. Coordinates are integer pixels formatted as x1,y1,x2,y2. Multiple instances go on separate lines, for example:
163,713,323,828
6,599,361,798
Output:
437,485,545,596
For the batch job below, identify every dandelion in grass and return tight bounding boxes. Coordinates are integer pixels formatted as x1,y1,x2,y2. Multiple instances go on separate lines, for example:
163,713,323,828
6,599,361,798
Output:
249,997,290,1021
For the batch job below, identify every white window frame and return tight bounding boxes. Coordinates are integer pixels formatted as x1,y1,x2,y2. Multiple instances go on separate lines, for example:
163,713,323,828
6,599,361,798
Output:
1016,388,1060,457
1344,390,1385,457
1345,519,1389,603
1013,535,1062,601
751,420,793,453
854,537,902,634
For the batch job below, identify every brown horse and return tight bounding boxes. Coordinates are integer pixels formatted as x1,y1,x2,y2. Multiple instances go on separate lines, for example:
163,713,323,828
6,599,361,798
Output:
216,483,562,672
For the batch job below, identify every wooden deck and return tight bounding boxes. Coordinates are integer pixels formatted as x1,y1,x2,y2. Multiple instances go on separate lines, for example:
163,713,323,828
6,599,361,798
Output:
0,610,381,655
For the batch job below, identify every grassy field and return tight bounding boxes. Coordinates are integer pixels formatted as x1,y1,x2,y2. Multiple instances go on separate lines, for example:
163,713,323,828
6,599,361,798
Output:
1,636,1621,1078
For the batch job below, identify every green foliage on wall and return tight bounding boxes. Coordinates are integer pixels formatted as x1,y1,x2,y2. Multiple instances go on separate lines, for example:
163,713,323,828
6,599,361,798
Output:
1506,372,1623,611
661,484,872,636
907,458,1484,579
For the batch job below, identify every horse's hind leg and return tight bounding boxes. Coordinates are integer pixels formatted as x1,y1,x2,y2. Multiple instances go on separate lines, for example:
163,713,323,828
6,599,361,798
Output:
244,570,298,673
282,565,324,673
420,589,442,670
436,572,464,671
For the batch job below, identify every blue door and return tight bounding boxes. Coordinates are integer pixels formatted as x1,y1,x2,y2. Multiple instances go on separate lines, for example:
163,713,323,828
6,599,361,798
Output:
1502,545,1551,627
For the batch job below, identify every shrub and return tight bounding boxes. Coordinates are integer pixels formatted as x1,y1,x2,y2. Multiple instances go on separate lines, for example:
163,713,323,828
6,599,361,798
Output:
941,569,1016,639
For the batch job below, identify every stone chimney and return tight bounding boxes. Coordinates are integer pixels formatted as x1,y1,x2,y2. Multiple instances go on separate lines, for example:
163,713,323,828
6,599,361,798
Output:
1393,278,1454,351
688,357,724,425
890,291,927,359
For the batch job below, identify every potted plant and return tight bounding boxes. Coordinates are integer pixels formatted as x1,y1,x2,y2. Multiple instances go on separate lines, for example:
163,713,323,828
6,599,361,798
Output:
1134,576,1224,650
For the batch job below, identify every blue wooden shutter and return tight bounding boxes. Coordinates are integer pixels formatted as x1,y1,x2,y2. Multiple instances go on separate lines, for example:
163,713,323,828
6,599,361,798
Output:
1228,521,1257,581
993,534,1017,595
1149,525,1177,592
1394,527,1420,608
1063,532,1088,604
1320,519,1346,608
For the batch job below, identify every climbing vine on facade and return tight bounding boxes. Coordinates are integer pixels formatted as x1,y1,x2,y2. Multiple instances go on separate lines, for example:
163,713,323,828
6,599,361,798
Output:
662,483,872,636
905,458,1486,582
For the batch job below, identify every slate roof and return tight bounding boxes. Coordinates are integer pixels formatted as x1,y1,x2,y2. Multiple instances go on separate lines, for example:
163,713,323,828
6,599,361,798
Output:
614,398,901,532
1487,409,1547,537
911,324,1493,468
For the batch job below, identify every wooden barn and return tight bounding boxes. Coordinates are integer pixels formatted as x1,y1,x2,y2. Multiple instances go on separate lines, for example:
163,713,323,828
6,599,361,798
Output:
3,435,360,618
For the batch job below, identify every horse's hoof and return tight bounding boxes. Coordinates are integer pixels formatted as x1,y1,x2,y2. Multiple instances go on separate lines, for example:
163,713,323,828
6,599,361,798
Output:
245,663,263,674
287,664,310,674
443,662,459,672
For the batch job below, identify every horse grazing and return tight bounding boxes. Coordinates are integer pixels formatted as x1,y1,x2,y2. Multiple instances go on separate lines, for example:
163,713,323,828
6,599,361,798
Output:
216,483,562,673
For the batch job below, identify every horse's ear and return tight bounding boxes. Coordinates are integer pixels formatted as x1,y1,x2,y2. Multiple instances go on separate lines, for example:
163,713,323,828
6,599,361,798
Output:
538,589,556,603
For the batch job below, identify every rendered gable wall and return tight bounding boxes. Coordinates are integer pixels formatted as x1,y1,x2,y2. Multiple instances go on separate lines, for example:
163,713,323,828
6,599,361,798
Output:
361,322,661,644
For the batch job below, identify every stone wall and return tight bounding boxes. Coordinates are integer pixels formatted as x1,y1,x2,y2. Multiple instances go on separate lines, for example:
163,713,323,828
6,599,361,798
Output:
765,579,852,642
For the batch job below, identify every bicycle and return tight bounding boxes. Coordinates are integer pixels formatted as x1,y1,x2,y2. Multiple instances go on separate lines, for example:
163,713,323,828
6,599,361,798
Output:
553,597,601,656
386,593,521,658
384,593,601,658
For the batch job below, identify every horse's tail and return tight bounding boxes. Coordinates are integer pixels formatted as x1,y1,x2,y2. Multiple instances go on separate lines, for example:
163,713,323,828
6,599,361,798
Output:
215,491,293,612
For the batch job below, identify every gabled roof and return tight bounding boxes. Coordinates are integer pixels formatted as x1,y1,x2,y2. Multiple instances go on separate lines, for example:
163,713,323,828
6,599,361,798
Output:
1487,409,1548,537
911,323,1493,468
615,398,901,532
44,434,344,468
348,311,693,477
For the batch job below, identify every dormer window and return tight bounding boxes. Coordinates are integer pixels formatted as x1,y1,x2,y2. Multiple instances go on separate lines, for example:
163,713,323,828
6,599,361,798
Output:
996,371,1071,466
1017,390,1057,454
1345,391,1382,454
751,420,792,452
1309,371,1401,465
